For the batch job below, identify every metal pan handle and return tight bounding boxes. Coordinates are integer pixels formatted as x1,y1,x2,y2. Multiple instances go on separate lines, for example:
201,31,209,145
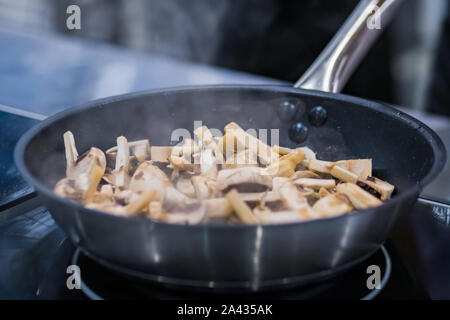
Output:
294,0,403,93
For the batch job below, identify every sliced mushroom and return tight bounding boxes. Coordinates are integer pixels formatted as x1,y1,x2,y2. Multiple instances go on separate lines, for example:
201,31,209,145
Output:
279,149,305,166
330,165,358,183
150,146,172,162
191,175,221,200
194,126,218,151
129,161,171,200
225,189,259,224
291,170,320,179
308,159,334,174
335,159,372,180
294,178,336,189
253,205,272,216
133,140,150,163
113,189,140,206
217,132,236,161
63,141,106,195
104,136,130,188
199,148,218,178
238,191,280,203
148,201,163,219
312,194,353,217
224,122,278,165
317,187,331,198
195,126,221,177
222,149,258,169
217,167,272,191
278,183,317,219
83,165,104,203
336,183,382,209
54,178,82,200
298,146,316,166
99,184,114,197
203,198,233,218
169,138,199,172
358,176,394,200
272,177,290,192
263,159,295,177
106,139,150,160
63,131,79,176
175,177,196,198
125,190,157,215
272,145,292,156
162,186,191,210
174,138,199,159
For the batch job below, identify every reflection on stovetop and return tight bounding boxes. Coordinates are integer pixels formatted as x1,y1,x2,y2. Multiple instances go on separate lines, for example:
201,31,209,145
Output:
3,201,449,299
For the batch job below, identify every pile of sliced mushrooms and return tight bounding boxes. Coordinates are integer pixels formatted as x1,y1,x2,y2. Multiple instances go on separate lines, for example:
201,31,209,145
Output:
54,122,395,224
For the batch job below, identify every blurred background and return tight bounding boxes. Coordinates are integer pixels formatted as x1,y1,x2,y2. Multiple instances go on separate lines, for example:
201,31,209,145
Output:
0,0,449,115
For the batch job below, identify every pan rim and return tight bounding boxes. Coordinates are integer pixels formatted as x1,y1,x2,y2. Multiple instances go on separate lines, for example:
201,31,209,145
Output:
14,84,446,229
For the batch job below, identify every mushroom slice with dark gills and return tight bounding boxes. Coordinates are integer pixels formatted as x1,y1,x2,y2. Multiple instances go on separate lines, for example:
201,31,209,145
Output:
336,183,382,209
357,176,394,200
218,167,272,193
61,131,106,193
129,161,172,200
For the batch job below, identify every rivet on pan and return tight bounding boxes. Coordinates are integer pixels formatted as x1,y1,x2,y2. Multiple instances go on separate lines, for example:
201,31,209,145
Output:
277,101,298,121
288,122,308,143
308,105,328,127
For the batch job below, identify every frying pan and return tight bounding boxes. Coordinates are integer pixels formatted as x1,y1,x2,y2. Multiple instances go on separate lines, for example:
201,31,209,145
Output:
15,0,446,291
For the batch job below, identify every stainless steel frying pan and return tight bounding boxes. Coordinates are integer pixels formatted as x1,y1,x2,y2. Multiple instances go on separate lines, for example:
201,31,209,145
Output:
15,0,446,291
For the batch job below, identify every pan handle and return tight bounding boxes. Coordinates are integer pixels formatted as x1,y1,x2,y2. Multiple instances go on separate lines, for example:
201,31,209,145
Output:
294,0,403,93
